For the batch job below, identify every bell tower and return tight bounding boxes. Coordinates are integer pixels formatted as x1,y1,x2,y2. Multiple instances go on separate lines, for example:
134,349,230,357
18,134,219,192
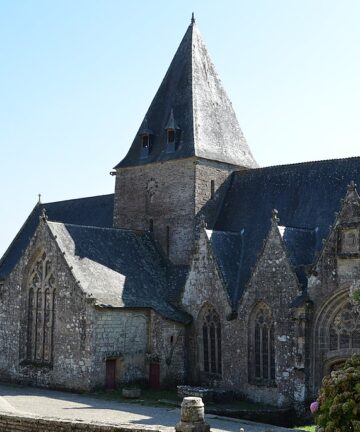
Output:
113,16,257,265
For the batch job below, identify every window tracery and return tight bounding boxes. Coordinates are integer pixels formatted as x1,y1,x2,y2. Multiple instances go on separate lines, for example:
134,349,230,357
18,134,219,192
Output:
27,252,55,364
329,302,360,351
250,304,275,384
201,306,222,375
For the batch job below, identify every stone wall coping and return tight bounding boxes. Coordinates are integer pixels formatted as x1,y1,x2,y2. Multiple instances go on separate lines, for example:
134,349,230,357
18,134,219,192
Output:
0,410,174,432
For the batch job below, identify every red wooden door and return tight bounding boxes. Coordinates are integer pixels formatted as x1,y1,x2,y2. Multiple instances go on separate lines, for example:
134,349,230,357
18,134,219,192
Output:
105,359,116,390
149,363,160,389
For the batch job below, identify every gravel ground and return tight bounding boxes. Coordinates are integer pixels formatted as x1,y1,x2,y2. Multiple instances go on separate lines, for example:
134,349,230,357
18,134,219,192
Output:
0,384,298,432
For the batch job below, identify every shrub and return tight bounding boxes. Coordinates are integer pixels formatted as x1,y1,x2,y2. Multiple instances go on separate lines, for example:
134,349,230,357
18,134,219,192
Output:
313,354,360,432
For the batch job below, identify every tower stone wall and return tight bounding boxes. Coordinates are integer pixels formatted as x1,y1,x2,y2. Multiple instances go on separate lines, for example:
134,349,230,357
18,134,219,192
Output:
113,157,242,264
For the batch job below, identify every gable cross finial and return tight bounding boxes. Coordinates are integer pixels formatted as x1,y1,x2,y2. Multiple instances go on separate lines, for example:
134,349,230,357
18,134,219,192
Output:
347,180,357,192
40,207,48,222
272,208,280,223
198,213,207,229
191,12,195,25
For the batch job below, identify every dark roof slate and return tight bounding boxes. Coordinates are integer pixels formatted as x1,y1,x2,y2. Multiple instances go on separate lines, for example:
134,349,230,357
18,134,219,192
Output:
115,22,257,169
214,157,360,307
279,226,317,268
48,222,190,323
206,230,243,302
0,194,114,280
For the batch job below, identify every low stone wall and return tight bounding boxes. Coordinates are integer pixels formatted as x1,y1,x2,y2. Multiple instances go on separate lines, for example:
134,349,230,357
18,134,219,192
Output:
0,412,173,432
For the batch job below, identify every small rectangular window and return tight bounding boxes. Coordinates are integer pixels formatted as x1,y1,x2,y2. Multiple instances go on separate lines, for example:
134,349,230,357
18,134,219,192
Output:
141,135,151,158
167,130,175,143
210,180,215,199
166,226,170,257
166,130,176,153
142,135,149,148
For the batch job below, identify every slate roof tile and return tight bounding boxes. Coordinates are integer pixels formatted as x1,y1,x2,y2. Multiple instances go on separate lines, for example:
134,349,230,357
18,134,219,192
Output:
0,194,114,280
47,222,190,323
115,21,257,169
214,157,360,306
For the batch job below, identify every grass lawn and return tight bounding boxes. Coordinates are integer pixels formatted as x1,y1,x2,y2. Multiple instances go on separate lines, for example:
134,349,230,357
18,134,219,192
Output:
293,426,315,431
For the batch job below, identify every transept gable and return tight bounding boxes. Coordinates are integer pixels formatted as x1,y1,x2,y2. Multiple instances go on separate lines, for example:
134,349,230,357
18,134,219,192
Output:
310,181,360,296
181,221,232,315
0,194,114,282
244,210,300,308
21,215,85,300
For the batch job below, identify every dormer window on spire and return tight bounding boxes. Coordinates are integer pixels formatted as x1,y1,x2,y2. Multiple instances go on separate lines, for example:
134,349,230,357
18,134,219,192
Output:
140,133,151,158
165,109,180,153
142,134,149,148
167,129,175,144
139,118,153,159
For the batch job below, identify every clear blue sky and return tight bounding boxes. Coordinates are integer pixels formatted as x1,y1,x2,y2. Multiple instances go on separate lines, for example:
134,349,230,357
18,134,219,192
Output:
1,0,360,257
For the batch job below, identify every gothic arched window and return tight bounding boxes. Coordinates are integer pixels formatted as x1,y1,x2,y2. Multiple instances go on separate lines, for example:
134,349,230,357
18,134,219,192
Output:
27,252,55,364
250,303,275,384
201,306,222,375
329,302,360,351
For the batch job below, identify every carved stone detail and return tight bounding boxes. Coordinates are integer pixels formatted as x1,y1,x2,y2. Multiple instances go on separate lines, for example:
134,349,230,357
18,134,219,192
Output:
27,252,55,364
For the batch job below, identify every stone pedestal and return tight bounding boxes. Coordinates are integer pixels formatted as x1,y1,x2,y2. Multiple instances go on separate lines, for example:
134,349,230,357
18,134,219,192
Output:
175,397,210,432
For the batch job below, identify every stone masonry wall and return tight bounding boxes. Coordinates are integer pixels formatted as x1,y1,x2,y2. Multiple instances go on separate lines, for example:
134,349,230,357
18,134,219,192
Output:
113,158,240,265
194,159,240,227
181,227,232,385
149,311,185,386
92,308,148,387
0,221,94,391
113,158,196,265
0,412,171,432
238,221,302,407
181,222,303,408
308,185,360,397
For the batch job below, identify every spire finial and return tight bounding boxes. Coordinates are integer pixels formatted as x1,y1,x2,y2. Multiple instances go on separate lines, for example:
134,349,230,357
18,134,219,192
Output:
347,180,357,192
272,208,280,223
191,12,195,25
40,207,48,222
198,213,207,229
38,193,41,204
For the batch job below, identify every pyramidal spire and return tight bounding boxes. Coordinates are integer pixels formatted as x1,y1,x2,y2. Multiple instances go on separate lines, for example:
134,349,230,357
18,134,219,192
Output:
115,19,258,169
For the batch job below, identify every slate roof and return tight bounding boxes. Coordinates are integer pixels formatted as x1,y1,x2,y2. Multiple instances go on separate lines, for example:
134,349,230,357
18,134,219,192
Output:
278,226,317,268
115,20,257,169
0,194,114,280
213,157,360,308
279,226,317,289
205,229,243,301
47,222,190,323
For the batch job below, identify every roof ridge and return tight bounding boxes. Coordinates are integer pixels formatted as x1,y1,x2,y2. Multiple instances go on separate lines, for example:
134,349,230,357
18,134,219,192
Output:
235,155,360,176
47,221,142,234
43,193,113,206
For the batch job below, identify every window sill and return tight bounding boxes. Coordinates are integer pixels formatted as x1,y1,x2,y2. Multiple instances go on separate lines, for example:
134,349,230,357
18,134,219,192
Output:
249,379,276,388
20,359,53,369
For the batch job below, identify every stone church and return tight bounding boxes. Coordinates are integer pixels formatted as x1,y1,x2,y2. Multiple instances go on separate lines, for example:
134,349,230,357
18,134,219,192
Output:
0,17,359,410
